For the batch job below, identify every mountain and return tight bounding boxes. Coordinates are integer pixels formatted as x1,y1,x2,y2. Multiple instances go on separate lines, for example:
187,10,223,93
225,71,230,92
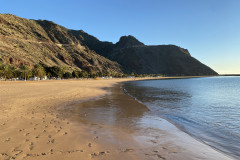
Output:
0,14,122,74
0,14,218,76
75,34,218,76
115,35,144,48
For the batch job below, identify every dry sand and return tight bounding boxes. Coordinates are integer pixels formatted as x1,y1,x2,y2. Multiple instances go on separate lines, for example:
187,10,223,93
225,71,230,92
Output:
0,78,234,160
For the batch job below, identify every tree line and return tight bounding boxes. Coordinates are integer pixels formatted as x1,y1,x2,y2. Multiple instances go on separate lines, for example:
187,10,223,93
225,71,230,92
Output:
0,62,164,80
0,62,93,80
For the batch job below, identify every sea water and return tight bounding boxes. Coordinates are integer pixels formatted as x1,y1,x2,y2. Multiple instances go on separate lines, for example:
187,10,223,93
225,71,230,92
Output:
123,77,240,159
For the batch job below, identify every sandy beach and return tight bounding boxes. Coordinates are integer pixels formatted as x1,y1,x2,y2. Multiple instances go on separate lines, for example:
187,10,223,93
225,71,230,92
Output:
0,78,234,160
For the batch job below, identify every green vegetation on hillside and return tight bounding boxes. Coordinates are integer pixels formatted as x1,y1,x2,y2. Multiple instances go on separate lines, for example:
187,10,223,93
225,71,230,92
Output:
0,62,165,80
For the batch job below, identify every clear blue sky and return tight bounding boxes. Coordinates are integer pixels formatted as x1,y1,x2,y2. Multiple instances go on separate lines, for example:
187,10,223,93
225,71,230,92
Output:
2,0,240,74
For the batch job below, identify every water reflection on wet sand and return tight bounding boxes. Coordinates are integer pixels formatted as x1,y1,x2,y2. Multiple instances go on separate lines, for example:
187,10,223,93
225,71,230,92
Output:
68,84,150,131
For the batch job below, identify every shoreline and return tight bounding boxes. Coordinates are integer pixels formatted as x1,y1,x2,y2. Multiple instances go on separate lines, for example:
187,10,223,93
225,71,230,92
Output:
121,80,235,159
0,77,234,160
66,81,233,160
122,78,240,160
122,77,239,160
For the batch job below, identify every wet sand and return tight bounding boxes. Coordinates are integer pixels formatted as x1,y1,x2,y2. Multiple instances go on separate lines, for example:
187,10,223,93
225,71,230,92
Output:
0,78,234,160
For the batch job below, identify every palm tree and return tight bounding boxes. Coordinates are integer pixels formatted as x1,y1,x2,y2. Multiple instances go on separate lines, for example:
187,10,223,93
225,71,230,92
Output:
20,65,31,81
33,64,46,78
80,71,89,78
0,64,14,80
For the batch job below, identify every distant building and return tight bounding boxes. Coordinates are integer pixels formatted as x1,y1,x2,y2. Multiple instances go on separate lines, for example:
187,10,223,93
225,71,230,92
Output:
41,76,48,80
30,76,40,81
101,76,112,79
127,76,134,78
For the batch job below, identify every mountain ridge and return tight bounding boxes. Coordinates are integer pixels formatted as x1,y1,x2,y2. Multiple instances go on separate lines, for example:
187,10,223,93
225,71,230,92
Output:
0,14,218,76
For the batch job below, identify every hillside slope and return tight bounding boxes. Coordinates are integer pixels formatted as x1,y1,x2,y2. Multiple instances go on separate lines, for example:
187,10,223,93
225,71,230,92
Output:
0,14,122,74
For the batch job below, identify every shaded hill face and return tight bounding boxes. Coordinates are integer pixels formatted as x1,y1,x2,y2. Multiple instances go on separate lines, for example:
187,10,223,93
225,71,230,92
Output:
77,32,218,76
0,14,218,76
108,45,217,75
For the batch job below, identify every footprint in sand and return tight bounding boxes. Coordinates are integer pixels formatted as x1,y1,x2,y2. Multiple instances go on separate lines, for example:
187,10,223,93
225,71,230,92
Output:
1,152,10,159
60,149,83,154
156,154,166,160
25,133,30,136
47,139,55,144
29,142,34,150
146,153,166,160
150,140,157,144
12,147,23,158
5,138,11,142
162,147,167,150
88,143,92,147
50,149,54,154
91,151,106,158
25,153,41,158
122,148,134,152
